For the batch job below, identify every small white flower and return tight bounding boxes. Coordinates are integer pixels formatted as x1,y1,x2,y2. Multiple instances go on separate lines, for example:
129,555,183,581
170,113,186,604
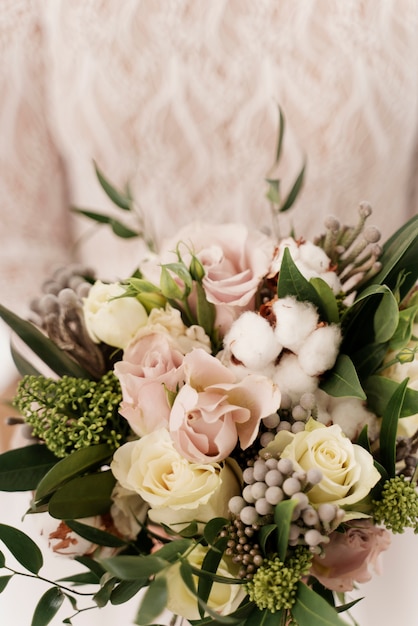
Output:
223,311,282,370
273,297,318,352
298,325,342,376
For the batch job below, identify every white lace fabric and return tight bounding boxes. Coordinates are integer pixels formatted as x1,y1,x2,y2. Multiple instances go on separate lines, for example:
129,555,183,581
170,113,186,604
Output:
1,0,418,311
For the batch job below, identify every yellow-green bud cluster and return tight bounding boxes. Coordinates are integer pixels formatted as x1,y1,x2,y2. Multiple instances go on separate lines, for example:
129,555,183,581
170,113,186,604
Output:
14,371,124,457
373,476,418,533
246,547,312,612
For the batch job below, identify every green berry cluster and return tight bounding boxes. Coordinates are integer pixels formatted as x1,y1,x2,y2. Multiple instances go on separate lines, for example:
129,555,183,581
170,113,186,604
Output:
14,371,125,457
246,547,312,612
373,476,418,533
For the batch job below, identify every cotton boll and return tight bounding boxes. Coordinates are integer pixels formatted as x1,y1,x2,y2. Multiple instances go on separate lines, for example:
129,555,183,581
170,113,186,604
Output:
269,237,300,275
217,348,277,381
320,270,342,294
298,324,342,376
327,396,380,441
273,353,318,406
223,311,282,370
298,241,331,274
273,297,318,352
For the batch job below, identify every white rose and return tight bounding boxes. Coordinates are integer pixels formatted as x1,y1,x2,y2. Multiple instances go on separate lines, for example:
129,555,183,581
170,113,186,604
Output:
163,544,246,620
83,280,148,349
264,419,380,511
110,429,241,529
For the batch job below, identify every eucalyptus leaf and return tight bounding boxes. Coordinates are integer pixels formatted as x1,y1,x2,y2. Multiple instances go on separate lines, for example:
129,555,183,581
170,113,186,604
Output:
75,555,106,579
35,443,113,501
101,555,167,580
47,470,116,519
0,523,43,574
198,538,229,615
31,587,65,626
93,576,118,608
0,575,13,593
0,444,58,492
153,538,192,562
57,571,101,586
292,582,348,626
0,304,91,379
274,499,297,561
203,517,228,546
65,519,127,548
135,577,168,626
0,549,5,567
320,354,366,400
364,375,418,418
379,379,408,478
94,161,132,210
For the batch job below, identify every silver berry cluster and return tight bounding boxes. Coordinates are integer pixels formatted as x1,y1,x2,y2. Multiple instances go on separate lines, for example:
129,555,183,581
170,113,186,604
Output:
258,392,318,449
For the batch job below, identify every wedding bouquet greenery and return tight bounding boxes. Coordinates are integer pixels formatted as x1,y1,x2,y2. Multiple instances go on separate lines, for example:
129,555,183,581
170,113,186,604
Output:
0,118,417,626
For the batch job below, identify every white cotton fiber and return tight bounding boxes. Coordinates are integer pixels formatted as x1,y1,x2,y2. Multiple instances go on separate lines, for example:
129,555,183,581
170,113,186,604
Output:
273,297,318,352
223,311,282,370
273,353,318,406
298,241,331,273
298,324,342,376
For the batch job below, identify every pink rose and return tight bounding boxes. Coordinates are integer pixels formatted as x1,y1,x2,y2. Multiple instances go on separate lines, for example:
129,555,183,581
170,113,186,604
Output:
310,520,391,592
169,349,281,463
142,223,274,333
115,332,184,436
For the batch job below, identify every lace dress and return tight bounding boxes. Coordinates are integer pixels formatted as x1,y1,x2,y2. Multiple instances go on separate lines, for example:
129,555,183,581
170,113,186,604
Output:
1,1,418,624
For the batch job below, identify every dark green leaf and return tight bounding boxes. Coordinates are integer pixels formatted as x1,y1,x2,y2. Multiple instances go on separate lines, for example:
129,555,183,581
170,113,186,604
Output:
71,207,112,224
110,218,139,239
47,470,116,519
365,375,418,418
198,538,229,615
0,549,5,567
349,342,388,380
10,344,41,376
389,304,418,351
320,354,366,399
134,577,168,625
0,304,91,379
0,445,58,492
75,555,106,579
177,521,199,538
57,571,101,585
0,523,43,574
258,524,277,554
356,426,371,452
379,379,409,478
275,105,285,163
244,606,283,626
0,575,13,593
101,555,167,580
203,517,228,546
31,587,65,626
277,248,322,307
292,582,348,625
280,162,306,213
110,579,148,605
310,278,340,324
94,162,132,210
274,500,297,561
65,519,127,548
35,443,113,501
93,576,117,608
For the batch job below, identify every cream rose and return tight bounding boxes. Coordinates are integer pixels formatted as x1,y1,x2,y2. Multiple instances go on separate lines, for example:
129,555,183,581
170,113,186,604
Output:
110,429,241,529
164,544,247,620
264,419,380,510
83,280,148,348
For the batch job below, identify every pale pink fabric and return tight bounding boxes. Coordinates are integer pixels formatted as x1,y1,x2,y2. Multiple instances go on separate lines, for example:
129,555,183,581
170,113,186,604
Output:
1,0,418,315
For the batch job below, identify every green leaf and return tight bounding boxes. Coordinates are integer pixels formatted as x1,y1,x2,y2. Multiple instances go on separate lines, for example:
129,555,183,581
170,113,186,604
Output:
135,577,168,625
0,304,91,379
101,555,167,580
275,105,285,163
153,539,192,563
280,162,306,213
109,218,139,239
379,378,409,478
266,178,280,205
356,426,371,452
258,524,277,554
274,499,297,561
65,519,127,548
349,342,389,380
35,443,113,501
10,344,41,376
292,582,348,626
94,162,132,210
0,523,43,574
31,587,65,626
160,266,184,300
47,470,116,519
310,278,340,324
195,282,216,337
277,248,322,306
203,517,228,546
244,606,283,626
0,445,58,492
0,550,5,568
389,304,418,351
93,576,117,608
364,375,418,418
75,555,106,579
71,207,113,224
320,354,366,400
163,262,193,292
198,538,229,615
0,575,13,593
110,578,148,605
57,571,101,585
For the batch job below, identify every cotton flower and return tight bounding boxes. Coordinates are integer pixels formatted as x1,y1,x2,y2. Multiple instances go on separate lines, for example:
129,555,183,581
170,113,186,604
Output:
297,324,342,376
315,391,380,442
223,311,282,370
272,297,318,352
273,353,318,406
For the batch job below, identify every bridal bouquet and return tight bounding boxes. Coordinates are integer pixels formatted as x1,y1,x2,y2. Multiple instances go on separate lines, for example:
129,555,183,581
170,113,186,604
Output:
0,141,417,626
